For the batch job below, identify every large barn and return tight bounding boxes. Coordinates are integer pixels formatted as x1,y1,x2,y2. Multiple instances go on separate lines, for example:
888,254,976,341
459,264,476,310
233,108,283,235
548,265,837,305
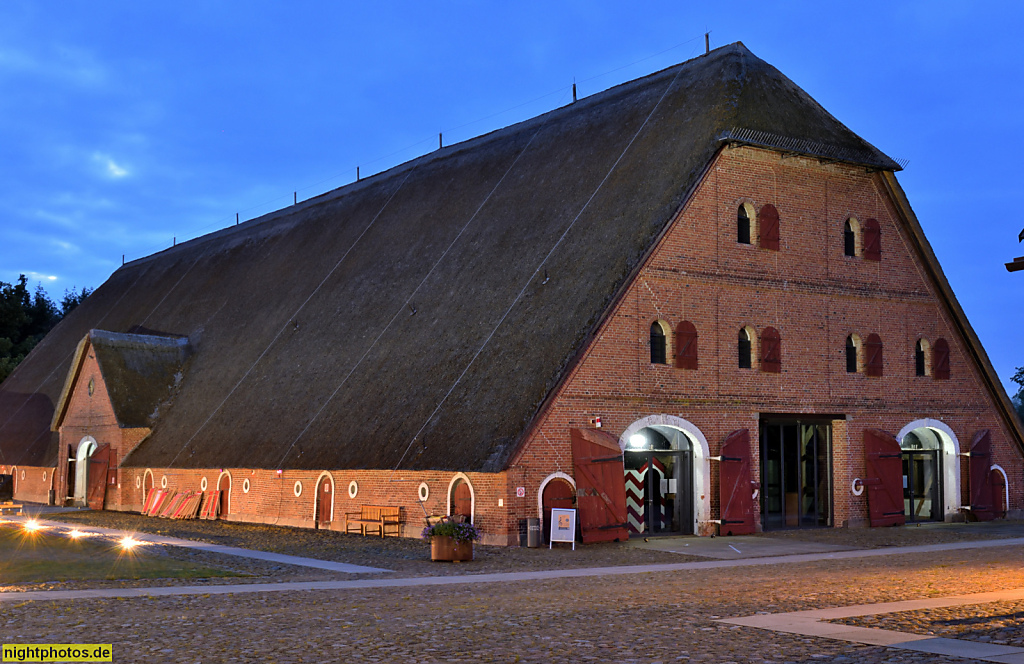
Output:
1,43,1021,545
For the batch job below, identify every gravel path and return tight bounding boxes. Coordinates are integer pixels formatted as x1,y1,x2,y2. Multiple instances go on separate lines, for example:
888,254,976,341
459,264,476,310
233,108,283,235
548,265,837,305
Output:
3,539,1022,662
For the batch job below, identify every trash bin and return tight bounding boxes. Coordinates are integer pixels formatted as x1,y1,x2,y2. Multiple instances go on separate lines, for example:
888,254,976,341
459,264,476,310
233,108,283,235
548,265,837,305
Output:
527,518,541,548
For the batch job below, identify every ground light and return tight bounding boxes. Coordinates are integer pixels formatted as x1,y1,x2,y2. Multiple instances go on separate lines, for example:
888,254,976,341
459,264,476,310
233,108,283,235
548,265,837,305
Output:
23,519,42,532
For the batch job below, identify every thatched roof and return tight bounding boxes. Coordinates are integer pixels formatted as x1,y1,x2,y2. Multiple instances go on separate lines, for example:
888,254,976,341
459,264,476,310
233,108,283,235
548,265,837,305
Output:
0,43,902,471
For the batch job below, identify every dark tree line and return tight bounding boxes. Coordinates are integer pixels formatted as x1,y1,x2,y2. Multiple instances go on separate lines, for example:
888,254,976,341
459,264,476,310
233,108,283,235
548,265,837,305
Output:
1013,367,1024,425
0,275,91,383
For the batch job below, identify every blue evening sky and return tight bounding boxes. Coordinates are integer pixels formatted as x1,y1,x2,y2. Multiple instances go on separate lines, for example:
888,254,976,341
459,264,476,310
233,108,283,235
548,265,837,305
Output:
1,2,1022,393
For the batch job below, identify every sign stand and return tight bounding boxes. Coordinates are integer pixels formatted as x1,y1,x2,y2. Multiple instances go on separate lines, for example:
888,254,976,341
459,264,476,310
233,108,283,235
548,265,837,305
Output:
549,508,576,550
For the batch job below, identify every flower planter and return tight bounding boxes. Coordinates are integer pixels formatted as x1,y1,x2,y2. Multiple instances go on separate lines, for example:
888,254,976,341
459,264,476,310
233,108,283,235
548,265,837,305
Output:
430,535,473,562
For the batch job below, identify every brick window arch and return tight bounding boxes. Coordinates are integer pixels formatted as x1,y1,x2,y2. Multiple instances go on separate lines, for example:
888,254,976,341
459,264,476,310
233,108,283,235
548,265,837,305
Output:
759,204,780,251
915,338,930,377
737,204,753,245
650,321,668,365
865,333,884,377
738,327,754,369
846,334,861,373
933,338,950,380
844,218,860,257
675,321,698,370
760,326,781,373
863,218,881,261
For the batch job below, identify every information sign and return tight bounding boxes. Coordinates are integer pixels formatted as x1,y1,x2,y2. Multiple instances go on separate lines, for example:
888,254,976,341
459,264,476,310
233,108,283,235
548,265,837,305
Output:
549,508,576,550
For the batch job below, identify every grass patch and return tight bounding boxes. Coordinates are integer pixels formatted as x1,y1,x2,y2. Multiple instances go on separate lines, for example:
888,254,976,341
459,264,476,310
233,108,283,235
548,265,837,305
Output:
0,524,237,584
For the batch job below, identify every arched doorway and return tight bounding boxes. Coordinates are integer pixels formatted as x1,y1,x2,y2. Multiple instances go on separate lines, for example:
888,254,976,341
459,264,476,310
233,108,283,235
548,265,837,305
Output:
900,429,942,522
897,419,961,522
623,426,693,535
217,472,231,517
449,477,473,523
315,474,333,528
143,469,154,505
73,437,97,506
541,478,575,543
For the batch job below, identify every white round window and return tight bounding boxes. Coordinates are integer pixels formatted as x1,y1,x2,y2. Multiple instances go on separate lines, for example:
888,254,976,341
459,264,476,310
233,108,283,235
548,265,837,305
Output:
293,481,303,497
136,476,141,489
242,478,250,493
161,475,168,489
21,470,25,480
418,482,429,501
200,477,208,491
348,480,358,498
42,471,47,482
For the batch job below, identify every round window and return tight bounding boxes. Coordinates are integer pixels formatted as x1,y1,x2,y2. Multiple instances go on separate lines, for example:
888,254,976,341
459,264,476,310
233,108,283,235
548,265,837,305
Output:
242,478,251,494
293,481,303,497
418,482,429,501
348,480,358,499
161,475,168,489
21,470,25,481
136,476,142,489
200,477,208,491
88,378,95,397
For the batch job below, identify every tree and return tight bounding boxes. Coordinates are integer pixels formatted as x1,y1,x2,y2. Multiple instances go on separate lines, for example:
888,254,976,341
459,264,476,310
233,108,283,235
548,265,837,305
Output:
0,276,91,384
1012,366,1024,425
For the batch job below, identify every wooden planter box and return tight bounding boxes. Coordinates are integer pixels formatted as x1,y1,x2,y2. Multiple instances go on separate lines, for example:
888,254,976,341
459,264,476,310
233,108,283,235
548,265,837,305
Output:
430,535,473,562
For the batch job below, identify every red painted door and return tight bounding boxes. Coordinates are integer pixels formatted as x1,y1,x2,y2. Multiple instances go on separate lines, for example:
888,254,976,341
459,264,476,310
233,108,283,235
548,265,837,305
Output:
970,430,994,521
720,429,756,535
86,444,110,510
542,479,575,543
570,428,629,543
990,468,1007,519
863,429,905,527
451,481,472,521
317,477,332,527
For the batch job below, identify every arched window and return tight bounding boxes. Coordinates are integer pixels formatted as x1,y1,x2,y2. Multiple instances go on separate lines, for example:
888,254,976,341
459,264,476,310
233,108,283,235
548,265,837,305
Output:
650,321,667,365
738,328,753,369
933,338,950,380
863,218,881,261
760,327,781,373
846,335,860,373
865,333,883,377
758,204,780,251
737,205,751,244
675,321,698,370
915,339,930,377
843,219,858,257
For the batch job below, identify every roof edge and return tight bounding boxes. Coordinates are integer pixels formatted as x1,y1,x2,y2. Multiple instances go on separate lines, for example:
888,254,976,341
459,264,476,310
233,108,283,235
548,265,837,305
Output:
50,336,90,432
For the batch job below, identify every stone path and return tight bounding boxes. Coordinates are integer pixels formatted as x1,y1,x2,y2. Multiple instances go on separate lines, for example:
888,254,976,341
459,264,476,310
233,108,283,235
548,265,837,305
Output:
721,588,1024,663
6,516,389,574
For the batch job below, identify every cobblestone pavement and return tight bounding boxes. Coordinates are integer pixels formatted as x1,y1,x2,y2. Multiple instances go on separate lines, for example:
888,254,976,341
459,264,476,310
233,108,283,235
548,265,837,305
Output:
832,599,1024,648
3,541,1022,662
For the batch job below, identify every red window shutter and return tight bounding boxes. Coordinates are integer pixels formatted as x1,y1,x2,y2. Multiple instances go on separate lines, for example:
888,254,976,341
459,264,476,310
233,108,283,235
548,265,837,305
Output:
759,204,780,251
863,218,881,261
865,333,883,377
760,326,781,373
933,338,950,380
674,321,698,370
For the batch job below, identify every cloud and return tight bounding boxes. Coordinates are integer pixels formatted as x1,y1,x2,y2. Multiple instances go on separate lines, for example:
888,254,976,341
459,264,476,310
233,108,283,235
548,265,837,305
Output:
23,271,58,283
92,152,130,178
0,45,106,87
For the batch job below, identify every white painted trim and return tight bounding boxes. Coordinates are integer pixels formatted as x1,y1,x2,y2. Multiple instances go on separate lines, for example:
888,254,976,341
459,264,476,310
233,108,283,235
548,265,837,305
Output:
991,464,1010,514
160,475,168,489
537,472,576,520
619,414,712,535
348,480,358,498
293,481,303,497
242,478,250,494
200,476,208,491
446,473,475,524
216,471,232,515
897,419,961,521
73,436,98,505
143,469,154,496
418,482,430,502
10,466,16,495
313,471,335,522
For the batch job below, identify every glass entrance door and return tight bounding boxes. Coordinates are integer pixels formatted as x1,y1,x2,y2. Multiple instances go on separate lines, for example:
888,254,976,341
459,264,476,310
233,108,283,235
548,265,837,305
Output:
903,450,940,522
623,427,693,535
760,421,831,530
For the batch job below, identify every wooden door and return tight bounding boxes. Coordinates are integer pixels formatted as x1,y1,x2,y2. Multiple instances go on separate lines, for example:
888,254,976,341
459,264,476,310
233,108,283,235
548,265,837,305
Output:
969,430,994,521
316,476,333,527
720,429,756,535
571,427,629,543
863,429,905,527
86,444,110,510
542,479,575,543
451,481,472,521
217,475,230,517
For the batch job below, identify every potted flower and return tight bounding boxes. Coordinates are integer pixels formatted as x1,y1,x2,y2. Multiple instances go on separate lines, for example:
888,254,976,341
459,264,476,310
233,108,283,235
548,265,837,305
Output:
423,518,482,562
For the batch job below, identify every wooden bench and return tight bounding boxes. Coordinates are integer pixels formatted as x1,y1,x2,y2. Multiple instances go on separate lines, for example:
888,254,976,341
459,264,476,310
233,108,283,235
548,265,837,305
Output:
0,502,23,516
345,505,402,537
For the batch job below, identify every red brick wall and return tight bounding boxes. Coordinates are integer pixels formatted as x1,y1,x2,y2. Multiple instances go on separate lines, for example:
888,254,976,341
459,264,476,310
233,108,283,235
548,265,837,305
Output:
507,146,1024,534
6,465,53,504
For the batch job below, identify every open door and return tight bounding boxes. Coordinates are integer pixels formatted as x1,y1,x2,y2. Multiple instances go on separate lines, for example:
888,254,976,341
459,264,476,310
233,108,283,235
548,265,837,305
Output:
720,429,756,535
970,430,995,521
863,429,905,527
86,444,110,510
571,428,629,543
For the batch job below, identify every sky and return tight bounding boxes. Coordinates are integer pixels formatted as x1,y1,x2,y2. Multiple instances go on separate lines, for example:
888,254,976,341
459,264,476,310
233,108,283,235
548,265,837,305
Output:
1,2,1022,394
